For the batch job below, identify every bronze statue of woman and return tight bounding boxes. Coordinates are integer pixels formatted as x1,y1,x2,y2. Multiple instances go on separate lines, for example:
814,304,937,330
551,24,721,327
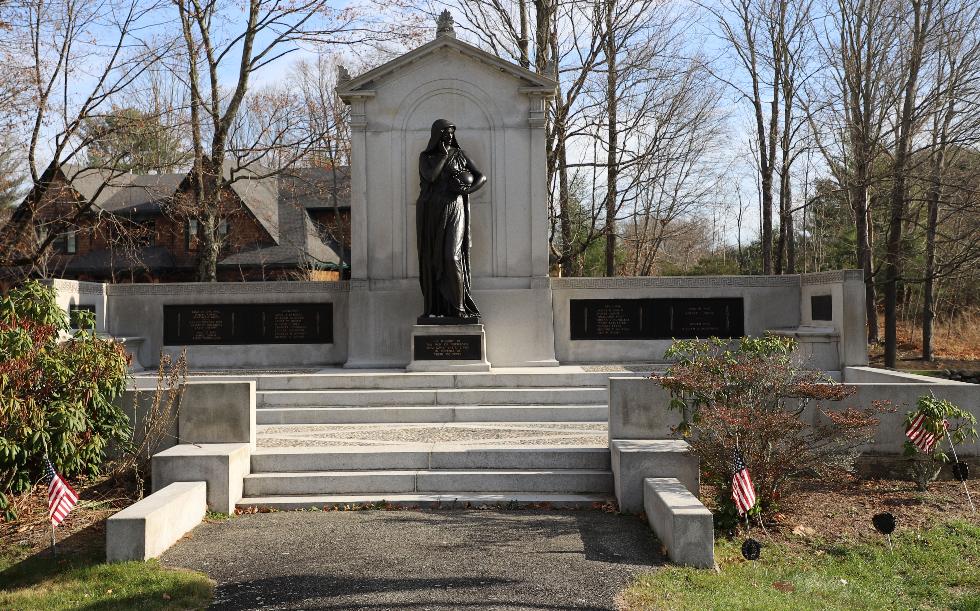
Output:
416,119,487,323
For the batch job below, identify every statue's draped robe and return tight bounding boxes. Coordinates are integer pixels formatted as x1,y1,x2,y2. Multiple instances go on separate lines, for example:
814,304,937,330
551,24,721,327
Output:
416,120,482,318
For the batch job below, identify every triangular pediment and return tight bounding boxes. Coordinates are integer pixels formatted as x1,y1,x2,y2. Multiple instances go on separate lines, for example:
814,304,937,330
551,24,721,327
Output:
337,36,557,99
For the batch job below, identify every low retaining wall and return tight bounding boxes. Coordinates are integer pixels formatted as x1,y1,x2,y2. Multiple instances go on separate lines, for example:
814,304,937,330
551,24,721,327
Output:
45,270,869,369
609,370,980,459
643,478,714,568
552,270,867,368
106,481,206,562
112,380,256,458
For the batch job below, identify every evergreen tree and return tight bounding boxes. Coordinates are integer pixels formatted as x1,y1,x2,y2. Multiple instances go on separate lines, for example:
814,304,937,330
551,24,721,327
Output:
82,107,186,173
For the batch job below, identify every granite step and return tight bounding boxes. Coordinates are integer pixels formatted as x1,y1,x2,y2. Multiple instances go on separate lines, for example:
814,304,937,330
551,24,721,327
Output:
250,445,611,472
237,493,613,510
158,369,647,391
242,469,614,496
255,404,608,425
256,387,607,408
250,371,623,391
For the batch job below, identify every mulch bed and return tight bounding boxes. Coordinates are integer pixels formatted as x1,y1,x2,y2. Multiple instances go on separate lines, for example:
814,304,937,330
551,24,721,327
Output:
1,474,142,557
704,475,978,546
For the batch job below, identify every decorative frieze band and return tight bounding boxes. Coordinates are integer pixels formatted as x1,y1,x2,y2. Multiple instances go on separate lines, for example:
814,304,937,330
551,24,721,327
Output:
551,275,800,289
800,270,864,285
105,281,351,296
40,279,107,295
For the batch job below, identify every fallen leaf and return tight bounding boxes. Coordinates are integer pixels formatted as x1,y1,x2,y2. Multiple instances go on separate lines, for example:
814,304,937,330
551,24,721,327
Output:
773,581,795,593
792,525,817,538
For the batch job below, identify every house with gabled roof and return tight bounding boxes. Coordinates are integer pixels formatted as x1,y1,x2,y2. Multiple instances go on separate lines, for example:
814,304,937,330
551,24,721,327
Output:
2,161,351,282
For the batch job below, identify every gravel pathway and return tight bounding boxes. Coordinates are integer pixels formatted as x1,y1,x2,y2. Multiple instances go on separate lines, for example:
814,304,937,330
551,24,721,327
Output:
162,509,663,610
257,423,608,448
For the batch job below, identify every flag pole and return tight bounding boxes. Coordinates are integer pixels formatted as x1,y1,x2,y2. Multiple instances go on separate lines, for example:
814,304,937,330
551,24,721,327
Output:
43,448,57,557
944,428,976,514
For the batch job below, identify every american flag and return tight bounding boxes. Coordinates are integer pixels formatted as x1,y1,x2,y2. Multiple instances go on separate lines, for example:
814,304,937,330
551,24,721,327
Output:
731,448,756,516
906,414,948,453
45,459,78,527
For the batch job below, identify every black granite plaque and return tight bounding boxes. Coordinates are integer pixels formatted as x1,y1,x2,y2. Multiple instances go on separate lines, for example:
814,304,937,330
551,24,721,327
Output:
668,298,743,338
569,300,646,340
69,304,96,329
413,334,482,360
163,303,333,345
811,294,833,321
570,298,744,340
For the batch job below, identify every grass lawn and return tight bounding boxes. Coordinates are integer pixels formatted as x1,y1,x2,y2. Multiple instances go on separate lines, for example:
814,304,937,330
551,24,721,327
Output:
621,520,980,610
0,531,213,610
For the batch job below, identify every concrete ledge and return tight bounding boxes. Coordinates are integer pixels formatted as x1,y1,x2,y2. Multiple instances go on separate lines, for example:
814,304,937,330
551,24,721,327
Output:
843,366,969,384
179,381,256,450
608,378,682,441
644,478,714,568
106,481,206,562
152,443,250,513
611,439,699,514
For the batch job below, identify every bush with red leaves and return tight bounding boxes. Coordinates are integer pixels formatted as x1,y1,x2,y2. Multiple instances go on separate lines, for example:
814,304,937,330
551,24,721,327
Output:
654,335,887,525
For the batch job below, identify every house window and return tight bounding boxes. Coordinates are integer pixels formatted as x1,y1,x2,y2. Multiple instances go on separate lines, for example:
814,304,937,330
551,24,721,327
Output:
186,219,199,252
64,231,77,254
218,219,229,237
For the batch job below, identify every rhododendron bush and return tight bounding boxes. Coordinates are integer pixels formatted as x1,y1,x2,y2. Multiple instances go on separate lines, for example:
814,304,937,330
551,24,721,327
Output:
654,335,887,523
0,281,130,519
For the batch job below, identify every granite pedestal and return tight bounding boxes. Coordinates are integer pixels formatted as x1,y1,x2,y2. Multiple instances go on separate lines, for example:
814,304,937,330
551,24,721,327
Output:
407,323,490,372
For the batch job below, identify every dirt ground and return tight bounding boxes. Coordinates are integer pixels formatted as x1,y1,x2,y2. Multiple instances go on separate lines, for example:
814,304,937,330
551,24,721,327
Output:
703,476,979,547
0,475,139,557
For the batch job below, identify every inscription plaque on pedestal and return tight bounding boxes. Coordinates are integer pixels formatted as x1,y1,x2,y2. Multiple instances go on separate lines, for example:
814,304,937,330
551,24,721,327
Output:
163,303,333,345
570,298,744,340
413,334,482,360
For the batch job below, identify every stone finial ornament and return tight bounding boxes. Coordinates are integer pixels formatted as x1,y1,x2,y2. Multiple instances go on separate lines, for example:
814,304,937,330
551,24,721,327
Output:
337,64,352,85
436,10,456,38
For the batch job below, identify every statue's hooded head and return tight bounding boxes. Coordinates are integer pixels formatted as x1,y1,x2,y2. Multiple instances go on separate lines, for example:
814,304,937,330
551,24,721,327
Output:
425,118,459,152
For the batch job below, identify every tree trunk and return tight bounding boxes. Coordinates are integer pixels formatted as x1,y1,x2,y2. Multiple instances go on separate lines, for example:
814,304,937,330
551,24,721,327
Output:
603,0,618,277
557,122,575,277
518,0,530,69
884,0,929,368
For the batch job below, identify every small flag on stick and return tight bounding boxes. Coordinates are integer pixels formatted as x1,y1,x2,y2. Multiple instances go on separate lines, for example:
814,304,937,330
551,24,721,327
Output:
732,448,757,516
905,414,948,453
46,458,78,527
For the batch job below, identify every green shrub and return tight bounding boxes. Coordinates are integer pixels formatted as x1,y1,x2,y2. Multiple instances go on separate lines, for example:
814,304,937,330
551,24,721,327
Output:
0,281,131,519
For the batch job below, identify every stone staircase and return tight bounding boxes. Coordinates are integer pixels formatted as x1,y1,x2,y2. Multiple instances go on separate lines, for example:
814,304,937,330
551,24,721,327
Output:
234,369,624,509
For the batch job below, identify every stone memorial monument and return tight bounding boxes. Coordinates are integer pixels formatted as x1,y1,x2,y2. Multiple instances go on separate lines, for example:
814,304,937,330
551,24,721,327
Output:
337,11,560,369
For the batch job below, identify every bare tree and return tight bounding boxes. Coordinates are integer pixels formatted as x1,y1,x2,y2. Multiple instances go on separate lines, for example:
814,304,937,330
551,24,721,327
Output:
0,0,169,273
708,0,817,276
882,0,936,368
171,0,374,281
917,0,980,359
807,0,902,343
